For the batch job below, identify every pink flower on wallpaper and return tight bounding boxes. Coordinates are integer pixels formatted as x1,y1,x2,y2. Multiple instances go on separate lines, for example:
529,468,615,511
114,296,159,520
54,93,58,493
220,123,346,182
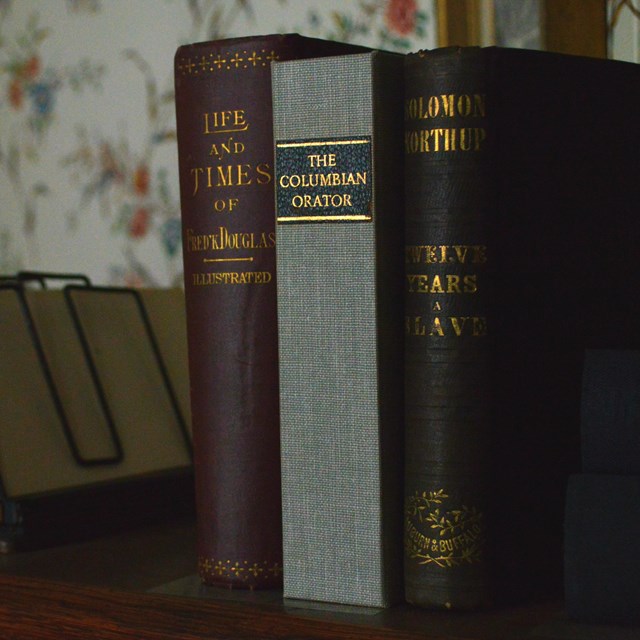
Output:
21,56,41,80
9,79,23,108
8,56,41,109
129,207,150,238
385,0,418,35
133,164,150,196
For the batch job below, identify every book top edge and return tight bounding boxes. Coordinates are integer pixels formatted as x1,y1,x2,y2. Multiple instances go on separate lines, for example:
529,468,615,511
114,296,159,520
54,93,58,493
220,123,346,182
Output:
407,45,640,71
175,33,368,56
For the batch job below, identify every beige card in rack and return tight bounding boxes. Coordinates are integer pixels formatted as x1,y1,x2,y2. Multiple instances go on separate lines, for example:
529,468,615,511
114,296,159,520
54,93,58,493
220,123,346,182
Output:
0,286,191,499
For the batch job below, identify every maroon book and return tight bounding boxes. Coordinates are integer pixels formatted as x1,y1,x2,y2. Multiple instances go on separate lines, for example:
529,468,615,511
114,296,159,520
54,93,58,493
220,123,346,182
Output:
174,34,367,589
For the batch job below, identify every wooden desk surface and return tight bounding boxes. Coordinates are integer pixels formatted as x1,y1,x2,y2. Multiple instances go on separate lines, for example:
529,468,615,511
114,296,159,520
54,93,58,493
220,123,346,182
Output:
0,519,635,640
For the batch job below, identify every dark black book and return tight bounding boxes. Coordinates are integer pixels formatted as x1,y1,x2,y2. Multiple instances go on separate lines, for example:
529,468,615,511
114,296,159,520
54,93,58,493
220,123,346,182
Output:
581,349,640,474
403,47,640,609
565,473,640,626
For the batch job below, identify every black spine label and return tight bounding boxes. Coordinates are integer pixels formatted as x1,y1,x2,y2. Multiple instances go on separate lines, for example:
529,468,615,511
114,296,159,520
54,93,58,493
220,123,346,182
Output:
275,137,372,223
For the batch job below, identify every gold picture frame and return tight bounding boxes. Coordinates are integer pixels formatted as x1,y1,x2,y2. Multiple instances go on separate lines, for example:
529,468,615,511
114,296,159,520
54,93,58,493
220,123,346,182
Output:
437,0,607,58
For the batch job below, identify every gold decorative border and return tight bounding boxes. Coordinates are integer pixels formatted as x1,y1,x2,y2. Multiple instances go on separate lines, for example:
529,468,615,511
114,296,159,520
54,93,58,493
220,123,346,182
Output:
176,49,280,76
198,556,282,586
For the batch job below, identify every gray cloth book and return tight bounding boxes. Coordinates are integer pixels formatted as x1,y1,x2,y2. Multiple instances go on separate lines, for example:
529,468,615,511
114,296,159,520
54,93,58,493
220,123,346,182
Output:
272,51,404,608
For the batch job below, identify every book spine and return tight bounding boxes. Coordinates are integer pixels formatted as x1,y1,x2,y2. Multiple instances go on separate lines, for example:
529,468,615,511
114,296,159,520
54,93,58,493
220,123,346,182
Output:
565,473,640,626
403,48,494,609
174,35,366,590
580,349,640,474
272,51,404,607
174,36,288,589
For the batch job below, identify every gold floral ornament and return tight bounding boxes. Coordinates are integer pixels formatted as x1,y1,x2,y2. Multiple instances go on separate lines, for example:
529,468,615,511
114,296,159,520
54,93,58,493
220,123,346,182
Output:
405,490,485,568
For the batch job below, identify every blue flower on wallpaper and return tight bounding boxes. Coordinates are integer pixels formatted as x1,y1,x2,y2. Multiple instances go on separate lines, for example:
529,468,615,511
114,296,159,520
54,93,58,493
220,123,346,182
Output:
1,8,99,138
161,218,182,257
2,17,80,139
8,64,62,138
26,79,60,133
27,79,56,115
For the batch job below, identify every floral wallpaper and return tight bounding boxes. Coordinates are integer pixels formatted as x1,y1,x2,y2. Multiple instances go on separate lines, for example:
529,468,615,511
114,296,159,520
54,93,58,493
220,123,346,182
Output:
0,0,435,287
